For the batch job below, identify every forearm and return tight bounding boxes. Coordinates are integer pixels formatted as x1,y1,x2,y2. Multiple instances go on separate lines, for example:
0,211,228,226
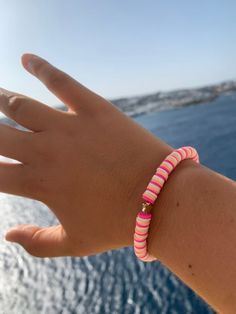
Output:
123,132,236,313
3,53,235,312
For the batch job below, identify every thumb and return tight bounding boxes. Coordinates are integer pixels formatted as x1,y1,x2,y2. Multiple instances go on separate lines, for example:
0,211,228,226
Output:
5,224,71,257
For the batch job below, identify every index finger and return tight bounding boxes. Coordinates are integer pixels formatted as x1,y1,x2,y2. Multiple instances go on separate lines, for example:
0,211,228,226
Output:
21,53,107,115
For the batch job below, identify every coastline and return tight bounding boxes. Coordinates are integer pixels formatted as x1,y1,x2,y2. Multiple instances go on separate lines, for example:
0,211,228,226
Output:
110,79,236,118
0,80,235,128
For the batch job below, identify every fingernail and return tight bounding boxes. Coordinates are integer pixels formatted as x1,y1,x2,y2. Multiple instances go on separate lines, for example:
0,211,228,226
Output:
5,231,17,242
5,225,27,237
6,226,20,232
5,236,16,243
26,55,39,74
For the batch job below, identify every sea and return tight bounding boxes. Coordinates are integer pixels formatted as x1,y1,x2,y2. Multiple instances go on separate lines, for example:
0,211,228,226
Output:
0,91,235,314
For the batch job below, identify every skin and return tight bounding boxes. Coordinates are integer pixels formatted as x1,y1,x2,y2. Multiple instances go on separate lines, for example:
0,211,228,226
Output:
2,54,236,313
2,53,174,257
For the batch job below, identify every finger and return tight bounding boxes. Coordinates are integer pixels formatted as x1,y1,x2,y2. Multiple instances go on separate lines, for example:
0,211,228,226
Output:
0,123,34,164
0,163,38,199
0,88,63,132
21,53,107,115
5,224,71,257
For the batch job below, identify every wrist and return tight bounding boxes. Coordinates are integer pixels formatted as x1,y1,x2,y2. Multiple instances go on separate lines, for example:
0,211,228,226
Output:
118,135,174,248
120,137,200,258
147,158,201,260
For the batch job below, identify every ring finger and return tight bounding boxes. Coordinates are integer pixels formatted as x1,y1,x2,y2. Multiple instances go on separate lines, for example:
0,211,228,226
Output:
0,162,39,199
0,123,35,164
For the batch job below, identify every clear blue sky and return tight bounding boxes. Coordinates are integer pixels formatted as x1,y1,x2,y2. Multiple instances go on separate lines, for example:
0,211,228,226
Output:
0,0,235,107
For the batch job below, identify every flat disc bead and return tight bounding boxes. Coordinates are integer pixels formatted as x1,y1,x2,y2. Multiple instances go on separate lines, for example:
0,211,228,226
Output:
190,147,200,162
183,146,193,157
172,150,182,162
147,182,161,194
134,146,200,263
143,254,157,262
134,211,157,261
153,173,165,185
137,215,151,221
143,190,157,203
166,155,178,167
186,146,195,154
177,148,186,159
162,160,173,172
156,168,168,180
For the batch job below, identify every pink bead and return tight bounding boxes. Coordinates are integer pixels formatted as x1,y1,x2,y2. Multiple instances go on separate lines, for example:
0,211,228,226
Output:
134,146,200,262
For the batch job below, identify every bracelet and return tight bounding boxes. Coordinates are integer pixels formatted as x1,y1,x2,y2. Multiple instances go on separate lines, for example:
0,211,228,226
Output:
133,146,200,262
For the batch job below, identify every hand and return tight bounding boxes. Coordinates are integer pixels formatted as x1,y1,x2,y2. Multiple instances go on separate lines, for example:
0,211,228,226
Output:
2,54,173,258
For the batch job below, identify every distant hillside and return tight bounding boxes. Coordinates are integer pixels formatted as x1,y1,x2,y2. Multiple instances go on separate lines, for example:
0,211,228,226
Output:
1,80,236,129
110,80,236,117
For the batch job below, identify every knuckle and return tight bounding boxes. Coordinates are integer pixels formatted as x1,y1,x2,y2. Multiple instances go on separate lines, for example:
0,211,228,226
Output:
25,232,40,253
8,96,25,115
32,168,63,203
33,60,44,75
46,71,64,89
20,167,48,202
36,146,57,164
36,62,65,90
32,132,58,163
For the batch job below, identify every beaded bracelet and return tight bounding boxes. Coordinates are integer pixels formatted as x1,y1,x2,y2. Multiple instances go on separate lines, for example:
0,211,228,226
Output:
134,146,200,262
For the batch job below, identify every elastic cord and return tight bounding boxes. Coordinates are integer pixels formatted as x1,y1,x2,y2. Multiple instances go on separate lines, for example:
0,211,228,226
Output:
134,146,200,262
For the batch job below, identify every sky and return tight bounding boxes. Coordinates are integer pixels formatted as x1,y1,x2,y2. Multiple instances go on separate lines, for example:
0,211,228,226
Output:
0,0,235,108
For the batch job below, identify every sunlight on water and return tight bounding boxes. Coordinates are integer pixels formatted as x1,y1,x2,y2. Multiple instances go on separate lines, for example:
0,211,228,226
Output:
1,93,235,313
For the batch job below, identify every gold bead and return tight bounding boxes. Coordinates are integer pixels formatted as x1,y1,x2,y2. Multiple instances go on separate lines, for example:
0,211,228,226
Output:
141,202,153,213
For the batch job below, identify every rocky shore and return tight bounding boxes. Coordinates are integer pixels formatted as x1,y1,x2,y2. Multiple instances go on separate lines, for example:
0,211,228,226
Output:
1,80,236,129
110,80,236,117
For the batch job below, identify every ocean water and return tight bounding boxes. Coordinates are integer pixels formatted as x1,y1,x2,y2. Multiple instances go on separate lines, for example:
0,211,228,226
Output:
0,91,236,314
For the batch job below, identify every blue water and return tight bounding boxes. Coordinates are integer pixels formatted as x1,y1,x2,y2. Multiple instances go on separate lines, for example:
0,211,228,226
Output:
0,91,236,313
